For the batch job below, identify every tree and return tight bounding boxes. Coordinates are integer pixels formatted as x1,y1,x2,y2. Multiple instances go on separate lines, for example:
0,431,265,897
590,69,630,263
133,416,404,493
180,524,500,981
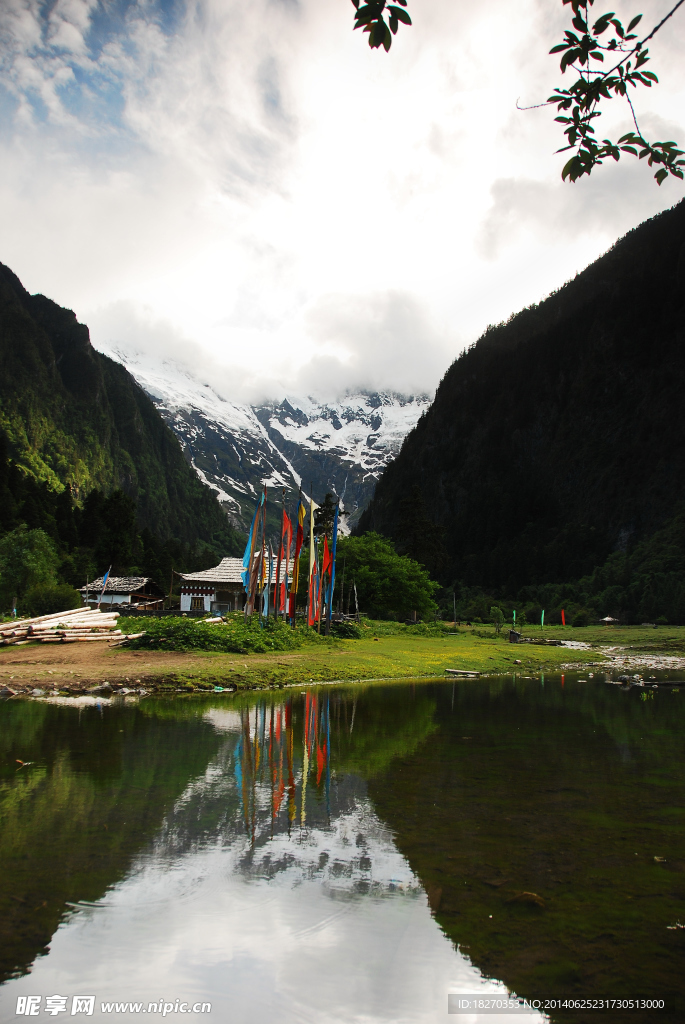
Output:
352,0,684,184
336,532,439,620
393,485,446,577
314,492,338,539
490,605,505,633
0,526,60,611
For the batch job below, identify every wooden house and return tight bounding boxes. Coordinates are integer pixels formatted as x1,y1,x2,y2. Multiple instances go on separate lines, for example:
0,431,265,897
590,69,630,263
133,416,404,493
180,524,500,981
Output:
179,557,290,614
80,576,166,609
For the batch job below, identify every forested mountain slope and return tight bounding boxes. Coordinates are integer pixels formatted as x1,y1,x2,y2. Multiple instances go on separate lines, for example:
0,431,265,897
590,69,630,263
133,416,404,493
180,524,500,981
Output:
360,199,685,614
0,262,241,553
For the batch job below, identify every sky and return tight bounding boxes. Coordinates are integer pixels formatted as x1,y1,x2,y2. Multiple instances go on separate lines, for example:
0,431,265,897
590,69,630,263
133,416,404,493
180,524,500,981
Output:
1,0,684,403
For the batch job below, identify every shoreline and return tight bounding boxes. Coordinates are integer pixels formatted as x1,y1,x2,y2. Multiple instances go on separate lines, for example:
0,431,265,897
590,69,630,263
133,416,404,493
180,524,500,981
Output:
2,624,685,697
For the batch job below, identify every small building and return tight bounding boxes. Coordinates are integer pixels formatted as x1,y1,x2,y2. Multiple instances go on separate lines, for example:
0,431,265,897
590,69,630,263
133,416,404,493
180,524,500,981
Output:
80,576,166,609
179,557,290,614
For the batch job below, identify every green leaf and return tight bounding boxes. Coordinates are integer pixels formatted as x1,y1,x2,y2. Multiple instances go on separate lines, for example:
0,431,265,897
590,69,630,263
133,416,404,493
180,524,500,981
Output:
382,22,392,50
550,43,569,53
592,13,614,34
627,14,642,32
388,6,411,24
655,168,668,185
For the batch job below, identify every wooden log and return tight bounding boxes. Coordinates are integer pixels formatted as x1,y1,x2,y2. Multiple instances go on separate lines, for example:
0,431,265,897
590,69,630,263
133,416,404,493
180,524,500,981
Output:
35,628,123,636
0,607,104,633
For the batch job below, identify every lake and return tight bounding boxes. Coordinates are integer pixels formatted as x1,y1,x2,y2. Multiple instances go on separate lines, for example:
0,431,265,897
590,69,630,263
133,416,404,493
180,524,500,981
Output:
1,676,683,1023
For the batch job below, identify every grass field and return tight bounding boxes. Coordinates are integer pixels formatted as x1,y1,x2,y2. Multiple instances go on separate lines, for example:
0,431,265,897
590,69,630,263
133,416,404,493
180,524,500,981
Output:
3,621,685,692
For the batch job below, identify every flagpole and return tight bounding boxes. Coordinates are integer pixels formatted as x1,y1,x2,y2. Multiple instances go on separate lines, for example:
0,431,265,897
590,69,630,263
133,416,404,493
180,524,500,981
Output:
274,488,285,621
97,566,112,609
325,503,339,636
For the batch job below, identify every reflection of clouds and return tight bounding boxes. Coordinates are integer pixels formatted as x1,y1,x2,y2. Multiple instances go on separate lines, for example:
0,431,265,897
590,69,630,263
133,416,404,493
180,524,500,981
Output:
1,792,526,1024
0,692,548,1023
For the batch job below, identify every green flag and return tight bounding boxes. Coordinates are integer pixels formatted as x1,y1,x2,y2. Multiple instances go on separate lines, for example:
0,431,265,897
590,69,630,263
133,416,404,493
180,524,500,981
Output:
541,609,545,627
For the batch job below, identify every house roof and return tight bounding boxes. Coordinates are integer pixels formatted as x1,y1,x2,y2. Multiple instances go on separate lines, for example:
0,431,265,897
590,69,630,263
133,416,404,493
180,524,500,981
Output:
180,557,290,585
80,576,152,594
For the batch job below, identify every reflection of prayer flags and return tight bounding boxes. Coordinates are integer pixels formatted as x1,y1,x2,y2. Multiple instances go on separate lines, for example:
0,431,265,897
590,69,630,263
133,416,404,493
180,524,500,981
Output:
316,742,324,784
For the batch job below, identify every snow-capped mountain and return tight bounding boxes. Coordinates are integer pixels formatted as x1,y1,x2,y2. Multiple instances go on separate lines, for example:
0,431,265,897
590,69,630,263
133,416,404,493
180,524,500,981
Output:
105,348,429,530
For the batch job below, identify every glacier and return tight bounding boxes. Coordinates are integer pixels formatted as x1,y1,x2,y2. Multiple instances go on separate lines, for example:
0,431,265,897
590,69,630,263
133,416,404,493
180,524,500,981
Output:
103,347,429,530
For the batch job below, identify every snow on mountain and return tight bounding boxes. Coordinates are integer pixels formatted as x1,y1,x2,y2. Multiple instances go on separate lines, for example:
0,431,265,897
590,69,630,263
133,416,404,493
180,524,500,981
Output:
105,347,429,530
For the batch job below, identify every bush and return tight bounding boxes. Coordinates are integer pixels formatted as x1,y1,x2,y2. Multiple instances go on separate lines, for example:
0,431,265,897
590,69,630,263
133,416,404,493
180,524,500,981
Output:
0,526,60,611
124,615,333,653
330,620,363,639
22,583,82,617
572,609,591,627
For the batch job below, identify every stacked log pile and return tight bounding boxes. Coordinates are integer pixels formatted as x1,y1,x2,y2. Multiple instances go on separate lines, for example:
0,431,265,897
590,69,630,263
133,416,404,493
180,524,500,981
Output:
0,608,145,645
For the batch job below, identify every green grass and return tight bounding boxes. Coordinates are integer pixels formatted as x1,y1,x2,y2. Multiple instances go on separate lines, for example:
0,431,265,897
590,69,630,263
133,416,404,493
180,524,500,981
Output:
108,620,631,691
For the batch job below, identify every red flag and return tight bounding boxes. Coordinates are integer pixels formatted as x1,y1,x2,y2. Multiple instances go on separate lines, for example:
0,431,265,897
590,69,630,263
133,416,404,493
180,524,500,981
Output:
322,534,332,577
561,608,566,626
288,500,306,618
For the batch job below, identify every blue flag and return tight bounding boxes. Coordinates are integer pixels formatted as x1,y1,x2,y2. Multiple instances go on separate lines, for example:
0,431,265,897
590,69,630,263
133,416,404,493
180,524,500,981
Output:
241,494,263,591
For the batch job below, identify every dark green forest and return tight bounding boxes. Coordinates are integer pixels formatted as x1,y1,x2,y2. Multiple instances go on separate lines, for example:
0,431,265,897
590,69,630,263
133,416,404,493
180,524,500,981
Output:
0,432,234,613
0,262,243,613
0,261,242,550
359,198,685,624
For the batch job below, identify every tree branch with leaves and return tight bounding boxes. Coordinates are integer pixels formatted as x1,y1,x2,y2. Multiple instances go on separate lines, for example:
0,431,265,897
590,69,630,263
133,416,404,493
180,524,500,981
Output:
351,0,684,185
350,0,412,51
545,0,685,184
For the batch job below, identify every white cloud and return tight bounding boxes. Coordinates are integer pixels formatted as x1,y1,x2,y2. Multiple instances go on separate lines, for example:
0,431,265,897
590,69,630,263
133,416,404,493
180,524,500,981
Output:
0,0,683,404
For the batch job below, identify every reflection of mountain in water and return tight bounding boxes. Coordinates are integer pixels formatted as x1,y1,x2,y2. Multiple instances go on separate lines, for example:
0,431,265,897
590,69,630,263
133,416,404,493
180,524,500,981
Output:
154,695,423,899
0,686,437,985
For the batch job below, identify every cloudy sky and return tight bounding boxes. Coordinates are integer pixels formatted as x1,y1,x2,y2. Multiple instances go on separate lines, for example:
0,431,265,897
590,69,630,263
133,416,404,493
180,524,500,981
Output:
1,0,684,401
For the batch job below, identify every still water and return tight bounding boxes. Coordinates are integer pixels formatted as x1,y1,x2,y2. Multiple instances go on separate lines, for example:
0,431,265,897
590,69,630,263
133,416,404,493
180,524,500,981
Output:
1,678,684,1024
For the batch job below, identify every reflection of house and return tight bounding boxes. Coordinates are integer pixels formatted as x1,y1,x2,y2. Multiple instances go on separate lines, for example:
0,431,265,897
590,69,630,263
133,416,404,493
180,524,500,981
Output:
180,558,290,614
80,576,166,608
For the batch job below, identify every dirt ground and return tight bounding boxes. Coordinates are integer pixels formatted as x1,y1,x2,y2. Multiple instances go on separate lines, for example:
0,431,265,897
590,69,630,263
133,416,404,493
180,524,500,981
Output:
0,643,259,692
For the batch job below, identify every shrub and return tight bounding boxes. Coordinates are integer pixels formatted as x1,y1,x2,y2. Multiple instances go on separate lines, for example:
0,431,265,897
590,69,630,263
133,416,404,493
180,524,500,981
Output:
124,616,332,653
330,620,363,639
572,609,591,627
22,583,82,617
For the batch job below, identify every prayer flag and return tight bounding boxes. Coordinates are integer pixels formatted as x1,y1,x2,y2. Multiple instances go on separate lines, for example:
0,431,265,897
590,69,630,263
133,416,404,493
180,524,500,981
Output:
322,534,332,576
326,504,339,631
561,608,566,626
288,499,306,619
241,491,264,591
